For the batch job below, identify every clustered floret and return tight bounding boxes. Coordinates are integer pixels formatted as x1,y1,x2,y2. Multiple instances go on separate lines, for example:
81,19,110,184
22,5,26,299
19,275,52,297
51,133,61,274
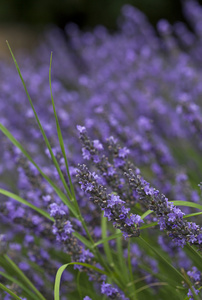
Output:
77,164,143,239
125,169,202,248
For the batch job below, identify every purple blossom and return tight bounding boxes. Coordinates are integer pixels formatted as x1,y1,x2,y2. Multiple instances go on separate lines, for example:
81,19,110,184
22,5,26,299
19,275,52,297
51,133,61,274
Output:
118,147,130,158
82,148,91,160
187,267,201,282
77,125,86,133
63,221,74,235
107,194,125,208
101,282,119,296
49,203,66,217
93,140,103,150
187,287,200,299
79,248,94,263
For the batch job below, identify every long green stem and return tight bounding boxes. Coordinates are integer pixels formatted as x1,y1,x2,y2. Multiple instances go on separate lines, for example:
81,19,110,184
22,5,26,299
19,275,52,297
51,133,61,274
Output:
127,240,137,300
4,255,46,300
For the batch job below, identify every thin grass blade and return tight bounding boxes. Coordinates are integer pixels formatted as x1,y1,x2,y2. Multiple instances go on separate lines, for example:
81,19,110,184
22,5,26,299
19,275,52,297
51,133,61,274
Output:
49,52,75,200
6,41,72,202
0,271,39,300
4,255,46,300
0,283,22,300
0,188,54,222
54,262,109,300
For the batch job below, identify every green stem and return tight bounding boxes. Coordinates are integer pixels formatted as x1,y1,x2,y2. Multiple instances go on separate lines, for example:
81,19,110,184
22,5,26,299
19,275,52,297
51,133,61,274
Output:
4,255,46,300
128,240,137,300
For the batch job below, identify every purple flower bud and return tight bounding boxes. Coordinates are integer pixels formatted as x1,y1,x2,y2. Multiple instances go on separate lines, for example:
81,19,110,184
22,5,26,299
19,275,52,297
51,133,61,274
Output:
93,140,103,150
77,125,86,133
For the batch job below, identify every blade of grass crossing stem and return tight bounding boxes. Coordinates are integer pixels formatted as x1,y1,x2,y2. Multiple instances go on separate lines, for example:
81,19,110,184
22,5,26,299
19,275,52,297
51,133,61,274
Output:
127,240,137,300
140,201,202,222
54,262,109,300
134,282,168,295
49,53,75,200
116,229,129,285
6,41,72,202
186,244,202,263
4,255,46,300
0,271,39,300
76,271,82,300
138,237,184,283
0,283,22,300
140,212,202,230
101,213,114,268
100,214,126,289
93,232,122,247
73,232,92,249
171,200,202,211
141,210,153,220
94,211,202,247
0,123,78,218
0,188,54,222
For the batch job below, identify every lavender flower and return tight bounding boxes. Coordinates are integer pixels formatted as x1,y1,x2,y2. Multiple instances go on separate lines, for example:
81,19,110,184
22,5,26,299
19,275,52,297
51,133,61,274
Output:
101,282,129,300
125,169,202,248
77,164,143,239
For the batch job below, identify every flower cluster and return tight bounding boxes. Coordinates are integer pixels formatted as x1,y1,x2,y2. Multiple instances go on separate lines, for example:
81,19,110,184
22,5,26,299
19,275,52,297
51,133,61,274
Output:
125,169,202,248
187,267,202,300
77,164,143,239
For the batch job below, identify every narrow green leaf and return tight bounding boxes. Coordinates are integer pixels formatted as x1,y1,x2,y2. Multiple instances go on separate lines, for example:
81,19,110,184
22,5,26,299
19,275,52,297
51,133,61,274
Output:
116,229,129,285
76,271,82,300
140,200,202,224
0,283,22,300
6,41,72,202
127,240,137,300
140,212,202,230
184,212,202,218
171,201,202,211
135,282,168,295
0,188,54,222
99,216,126,290
4,255,46,300
138,237,184,283
49,52,76,201
141,210,153,220
185,244,202,266
0,271,39,300
93,232,122,247
54,262,109,300
140,221,158,230
101,212,114,267
73,232,92,249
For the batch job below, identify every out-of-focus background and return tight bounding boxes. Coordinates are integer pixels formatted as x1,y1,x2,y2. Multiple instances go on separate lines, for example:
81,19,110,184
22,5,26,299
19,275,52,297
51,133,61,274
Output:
0,0,200,58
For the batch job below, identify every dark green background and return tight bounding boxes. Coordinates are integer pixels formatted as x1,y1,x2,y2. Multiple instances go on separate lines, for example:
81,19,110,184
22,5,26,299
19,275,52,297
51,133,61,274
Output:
0,0,196,30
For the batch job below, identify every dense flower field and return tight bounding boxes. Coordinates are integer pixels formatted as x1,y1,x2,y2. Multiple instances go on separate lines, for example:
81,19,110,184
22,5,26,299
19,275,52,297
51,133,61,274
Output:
0,0,202,299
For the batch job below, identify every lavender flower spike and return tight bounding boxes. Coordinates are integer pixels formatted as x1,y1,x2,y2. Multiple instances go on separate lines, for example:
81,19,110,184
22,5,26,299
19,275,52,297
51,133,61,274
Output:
125,169,202,248
77,164,143,239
